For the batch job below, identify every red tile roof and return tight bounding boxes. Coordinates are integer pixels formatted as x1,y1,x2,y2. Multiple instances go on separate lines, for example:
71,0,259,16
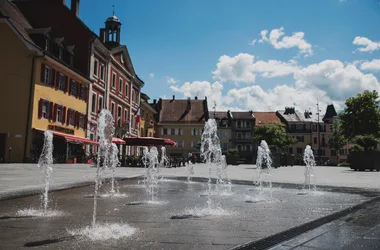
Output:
159,99,207,124
253,112,282,126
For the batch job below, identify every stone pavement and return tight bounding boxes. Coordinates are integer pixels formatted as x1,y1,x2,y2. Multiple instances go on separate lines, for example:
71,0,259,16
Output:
1,163,379,200
270,196,380,250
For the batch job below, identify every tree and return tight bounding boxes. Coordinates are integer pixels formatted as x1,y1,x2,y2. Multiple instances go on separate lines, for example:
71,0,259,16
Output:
253,123,297,150
328,119,346,161
340,90,380,151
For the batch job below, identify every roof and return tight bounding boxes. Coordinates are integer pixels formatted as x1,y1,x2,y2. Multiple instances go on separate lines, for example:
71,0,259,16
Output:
159,99,207,124
277,110,320,123
323,104,338,121
213,111,229,119
253,112,282,126
106,15,120,23
231,111,255,120
0,0,35,46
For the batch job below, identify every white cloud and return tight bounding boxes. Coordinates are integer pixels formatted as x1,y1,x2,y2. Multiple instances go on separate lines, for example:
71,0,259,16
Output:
360,59,380,71
258,27,313,56
212,53,299,83
166,76,179,84
294,60,380,100
353,36,380,53
249,39,257,46
149,73,154,78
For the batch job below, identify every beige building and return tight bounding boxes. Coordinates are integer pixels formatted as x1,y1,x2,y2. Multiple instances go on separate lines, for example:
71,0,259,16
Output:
154,96,209,160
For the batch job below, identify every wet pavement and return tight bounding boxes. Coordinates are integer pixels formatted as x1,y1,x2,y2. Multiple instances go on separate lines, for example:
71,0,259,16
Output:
0,178,375,250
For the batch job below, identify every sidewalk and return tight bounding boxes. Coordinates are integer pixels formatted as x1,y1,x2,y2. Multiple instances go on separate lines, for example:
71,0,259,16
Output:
1,163,380,199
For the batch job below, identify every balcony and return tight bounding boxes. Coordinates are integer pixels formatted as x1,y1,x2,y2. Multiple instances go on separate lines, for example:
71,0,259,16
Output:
288,129,311,133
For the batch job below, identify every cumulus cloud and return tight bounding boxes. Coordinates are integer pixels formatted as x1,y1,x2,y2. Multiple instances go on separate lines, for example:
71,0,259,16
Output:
212,53,299,83
166,76,179,84
258,27,313,56
353,36,380,53
149,73,154,78
360,59,380,71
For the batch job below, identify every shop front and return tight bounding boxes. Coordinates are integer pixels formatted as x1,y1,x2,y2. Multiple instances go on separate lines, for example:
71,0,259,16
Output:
31,126,97,163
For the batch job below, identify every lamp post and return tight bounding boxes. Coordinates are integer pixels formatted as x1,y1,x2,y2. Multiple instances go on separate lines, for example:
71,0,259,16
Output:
316,102,321,165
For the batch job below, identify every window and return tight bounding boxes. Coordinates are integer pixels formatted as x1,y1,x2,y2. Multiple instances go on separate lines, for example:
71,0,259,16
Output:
163,128,168,135
245,132,251,139
322,137,326,146
289,147,293,154
132,89,135,102
112,73,116,89
192,128,198,136
297,147,303,154
245,145,251,152
222,143,229,151
131,114,135,128
237,145,242,151
237,121,242,128
331,149,337,157
59,47,64,59
57,105,63,123
119,78,123,94
80,85,87,101
91,94,96,113
200,128,204,135
98,96,103,111
57,73,66,91
237,132,243,139
42,101,49,119
100,64,105,80
93,59,98,77
70,80,77,96
177,141,184,147
124,109,128,124
117,106,122,127
125,84,129,98
111,102,115,118
314,137,317,144
171,128,175,135
191,141,199,147
44,66,51,86
79,114,84,129
69,110,75,126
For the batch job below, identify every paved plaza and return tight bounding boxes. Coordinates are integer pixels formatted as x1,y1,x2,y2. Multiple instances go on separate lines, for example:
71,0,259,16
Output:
1,163,380,249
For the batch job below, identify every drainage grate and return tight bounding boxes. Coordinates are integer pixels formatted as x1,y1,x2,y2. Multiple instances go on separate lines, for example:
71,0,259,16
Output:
231,196,380,250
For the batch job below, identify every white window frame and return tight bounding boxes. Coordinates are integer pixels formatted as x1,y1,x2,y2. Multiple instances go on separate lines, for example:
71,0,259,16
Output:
42,101,49,119
111,101,115,119
57,105,63,123
125,83,129,99
93,59,99,77
44,66,51,85
91,93,97,113
119,78,123,94
69,110,75,126
100,64,105,81
98,95,103,111
117,105,122,127
112,72,116,89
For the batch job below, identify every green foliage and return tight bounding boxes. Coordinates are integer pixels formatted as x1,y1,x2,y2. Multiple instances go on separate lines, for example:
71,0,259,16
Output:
253,123,297,149
352,135,379,151
340,90,380,140
226,148,239,156
350,144,364,152
328,119,346,152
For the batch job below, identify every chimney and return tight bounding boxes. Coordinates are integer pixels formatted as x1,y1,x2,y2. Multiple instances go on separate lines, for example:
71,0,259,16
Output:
172,95,175,100
99,28,106,43
195,96,198,100
153,99,157,105
71,0,80,17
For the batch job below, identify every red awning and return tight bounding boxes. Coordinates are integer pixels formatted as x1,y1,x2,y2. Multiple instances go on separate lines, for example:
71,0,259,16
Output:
164,139,177,147
34,128,97,145
124,136,165,146
112,137,126,145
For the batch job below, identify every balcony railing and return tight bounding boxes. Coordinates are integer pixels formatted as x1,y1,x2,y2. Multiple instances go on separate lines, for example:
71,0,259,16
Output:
288,129,311,133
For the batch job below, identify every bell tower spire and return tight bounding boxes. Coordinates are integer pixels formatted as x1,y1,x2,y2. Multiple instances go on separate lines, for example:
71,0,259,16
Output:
104,5,121,47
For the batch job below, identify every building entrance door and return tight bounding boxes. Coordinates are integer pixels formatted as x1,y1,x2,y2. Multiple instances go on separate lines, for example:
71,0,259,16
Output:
0,133,6,163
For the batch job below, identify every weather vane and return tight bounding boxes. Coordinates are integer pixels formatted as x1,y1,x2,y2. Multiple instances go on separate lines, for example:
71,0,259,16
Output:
112,5,115,16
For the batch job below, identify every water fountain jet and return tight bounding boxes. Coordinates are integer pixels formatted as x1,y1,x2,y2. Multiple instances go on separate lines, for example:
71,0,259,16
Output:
303,145,317,192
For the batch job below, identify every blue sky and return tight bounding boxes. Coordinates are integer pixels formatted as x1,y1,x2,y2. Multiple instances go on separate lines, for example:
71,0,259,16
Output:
72,0,380,112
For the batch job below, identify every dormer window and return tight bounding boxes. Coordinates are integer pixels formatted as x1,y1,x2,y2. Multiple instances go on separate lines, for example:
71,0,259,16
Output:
59,47,64,60
45,38,50,52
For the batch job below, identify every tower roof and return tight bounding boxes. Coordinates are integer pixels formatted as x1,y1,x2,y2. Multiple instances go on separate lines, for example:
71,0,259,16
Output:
106,15,120,23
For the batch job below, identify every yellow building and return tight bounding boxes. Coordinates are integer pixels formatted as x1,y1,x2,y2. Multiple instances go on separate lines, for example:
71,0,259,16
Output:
140,93,157,138
0,1,91,163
